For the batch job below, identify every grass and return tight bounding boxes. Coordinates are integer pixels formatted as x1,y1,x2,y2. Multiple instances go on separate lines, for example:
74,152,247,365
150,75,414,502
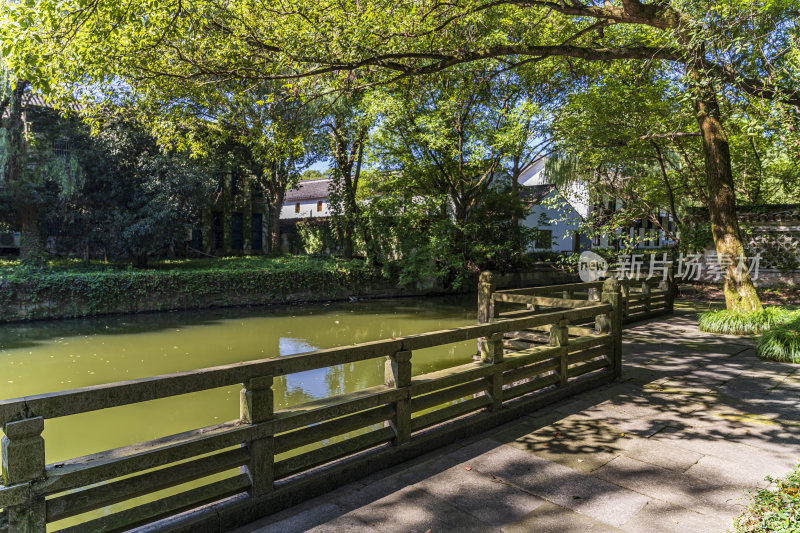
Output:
698,307,800,335
732,464,800,532
757,319,800,363
696,305,800,363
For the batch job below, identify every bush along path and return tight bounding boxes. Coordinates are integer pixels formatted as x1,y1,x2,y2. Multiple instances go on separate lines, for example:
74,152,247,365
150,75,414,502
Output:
0,256,393,322
757,319,800,364
698,307,800,363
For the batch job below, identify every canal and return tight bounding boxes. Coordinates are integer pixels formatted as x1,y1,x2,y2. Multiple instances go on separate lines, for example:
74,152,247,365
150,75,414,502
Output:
0,295,477,529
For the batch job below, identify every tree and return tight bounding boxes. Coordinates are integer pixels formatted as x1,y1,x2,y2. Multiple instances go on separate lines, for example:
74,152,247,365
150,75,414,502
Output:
368,64,539,277
547,61,800,257
48,119,215,266
546,63,702,249
372,65,512,228
300,169,325,181
494,64,567,234
7,0,799,310
127,83,322,253
0,65,81,263
320,92,372,258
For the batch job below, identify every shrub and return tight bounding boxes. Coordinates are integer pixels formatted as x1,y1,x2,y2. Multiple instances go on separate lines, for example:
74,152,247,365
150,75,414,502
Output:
0,255,386,321
698,307,800,335
757,319,800,363
732,464,800,532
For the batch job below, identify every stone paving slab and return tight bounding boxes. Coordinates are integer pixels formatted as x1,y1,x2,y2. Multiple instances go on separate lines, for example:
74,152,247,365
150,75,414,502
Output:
592,455,748,519
344,485,496,533
502,416,626,472
236,308,800,533
620,499,732,533
464,444,650,527
502,502,624,533
414,464,547,527
620,436,704,472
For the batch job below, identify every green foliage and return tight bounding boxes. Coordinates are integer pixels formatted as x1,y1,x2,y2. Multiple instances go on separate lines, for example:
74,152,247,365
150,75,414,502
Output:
293,220,338,255
44,119,216,262
300,169,325,181
370,65,533,225
732,464,800,532
757,318,800,363
358,181,463,286
698,307,800,336
0,256,383,321
357,166,535,289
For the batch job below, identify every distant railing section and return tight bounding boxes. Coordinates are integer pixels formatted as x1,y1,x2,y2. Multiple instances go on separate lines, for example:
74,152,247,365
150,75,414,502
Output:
0,278,627,533
481,269,675,332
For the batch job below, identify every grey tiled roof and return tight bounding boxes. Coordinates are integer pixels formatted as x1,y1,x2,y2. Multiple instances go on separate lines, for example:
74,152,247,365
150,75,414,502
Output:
285,178,332,201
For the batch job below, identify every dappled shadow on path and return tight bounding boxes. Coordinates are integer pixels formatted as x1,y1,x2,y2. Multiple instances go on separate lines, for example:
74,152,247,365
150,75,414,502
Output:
234,307,800,533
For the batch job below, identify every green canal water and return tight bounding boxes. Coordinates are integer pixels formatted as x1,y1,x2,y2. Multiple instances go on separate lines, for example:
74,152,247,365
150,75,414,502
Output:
0,295,478,529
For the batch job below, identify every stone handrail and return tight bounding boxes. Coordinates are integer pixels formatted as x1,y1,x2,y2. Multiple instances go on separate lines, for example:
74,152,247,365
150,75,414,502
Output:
482,270,675,327
0,281,623,533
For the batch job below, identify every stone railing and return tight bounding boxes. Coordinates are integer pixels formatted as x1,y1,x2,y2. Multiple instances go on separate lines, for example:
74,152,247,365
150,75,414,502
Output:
481,270,674,332
0,280,623,533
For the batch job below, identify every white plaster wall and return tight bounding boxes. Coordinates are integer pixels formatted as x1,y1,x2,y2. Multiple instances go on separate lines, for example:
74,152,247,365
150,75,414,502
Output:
281,199,331,220
521,191,582,252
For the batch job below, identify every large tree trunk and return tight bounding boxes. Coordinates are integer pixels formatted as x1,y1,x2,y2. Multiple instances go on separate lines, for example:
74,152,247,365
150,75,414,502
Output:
4,81,44,264
331,125,366,259
17,202,44,264
693,87,762,312
341,223,354,259
510,156,521,228
264,163,287,254
268,193,283,253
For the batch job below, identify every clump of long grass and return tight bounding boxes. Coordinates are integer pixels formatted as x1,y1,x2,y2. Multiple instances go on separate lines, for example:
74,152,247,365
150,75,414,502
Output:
698,307,800,335
757,319,800,363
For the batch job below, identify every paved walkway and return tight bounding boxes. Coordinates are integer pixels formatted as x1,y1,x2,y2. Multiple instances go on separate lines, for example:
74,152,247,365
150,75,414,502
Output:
236,306,800,533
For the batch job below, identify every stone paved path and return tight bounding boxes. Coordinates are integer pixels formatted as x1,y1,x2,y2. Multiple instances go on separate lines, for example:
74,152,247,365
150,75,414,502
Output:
235,306,800,533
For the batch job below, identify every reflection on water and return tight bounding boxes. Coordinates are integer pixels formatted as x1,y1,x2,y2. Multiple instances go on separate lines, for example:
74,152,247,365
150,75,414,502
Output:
0,296,477,462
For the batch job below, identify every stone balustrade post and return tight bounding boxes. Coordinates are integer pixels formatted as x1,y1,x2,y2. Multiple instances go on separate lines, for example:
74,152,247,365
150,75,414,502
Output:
480,332,504,411
2,416,46,532
601,278,623,378
620,279,630,318
477,271,495,357
641,279,651,312
658,263,675,312
550,319,570,386
240,375,274,497
385,350,412,445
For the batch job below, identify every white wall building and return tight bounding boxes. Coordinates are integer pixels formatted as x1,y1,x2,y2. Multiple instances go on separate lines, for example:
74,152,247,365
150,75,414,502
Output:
517,159,589,252
516,159,675,252
281,178,333,220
